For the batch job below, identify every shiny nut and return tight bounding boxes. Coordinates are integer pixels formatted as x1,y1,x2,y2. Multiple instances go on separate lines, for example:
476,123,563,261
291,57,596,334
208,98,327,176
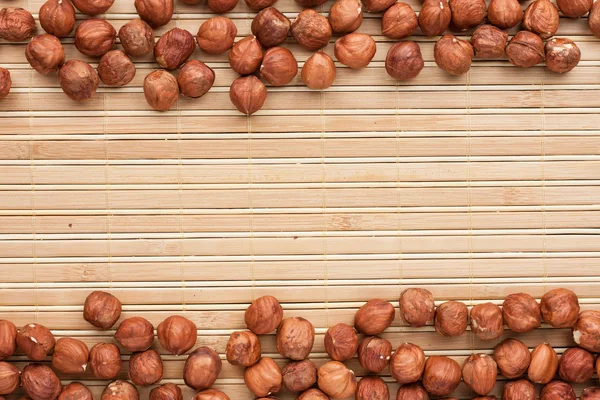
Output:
0,321,17,360
503,379,536,400
59,382,93,400
282,359,317,392
317,361,357,399
52,337,89,374
0,362,20,395
573,310,600,352
143,70,179,111
276,317,315,360
329,0,363,33
244,0,276,11
89,343,122,380
559,347,594,382
229,35,263,75
74,19,116,57
193,389,230,400
528,343,558,384
292,9,332,51
183,347,222,391
540,381,576,400
589,1,600,37
17,323,56,361
230,75,267,115
149,383,182,400
226,330,261,367
129,349,163,386
545,38,581,73
101,380,139,400
297,389,329,400
356,376,388,400
502,293,541,332
506,31,545,68
72,0,114,15
207,0,238,13
98,50,136,87
354,299,395,335
302,51,336,90
260,47,297,86
449,0,487,30
493,338,531,379
557,0,592,17
154,28,196,70
244,357,282,397
470,302,504,340
399,288,435,327
245,296,283,334
157,315,197,356
396,383,429,400
115,316,155,352
334,33,376,69
541,288,580,328
583,387,600,400
324,323,358,361
435,300,468,336
385,40,424,80
295,0,327,7
0,8,36,42
358,336,392,373
462,354,497,396
419,0,451,36
83,291,122,329
22,364,62,400
487,0,523,29
364,0,395,12
389,343,425,384
422,355,462,396
134,0,173,27
118,19,154,57
523,0,559,39
177,60,215,98
197,17,237,54
252,7,290,48
382,2,418,39
39,0,75,37
470,24,508,59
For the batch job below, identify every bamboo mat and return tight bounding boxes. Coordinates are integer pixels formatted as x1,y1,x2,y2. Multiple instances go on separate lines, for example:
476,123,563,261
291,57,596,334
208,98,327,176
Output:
1,0,600,397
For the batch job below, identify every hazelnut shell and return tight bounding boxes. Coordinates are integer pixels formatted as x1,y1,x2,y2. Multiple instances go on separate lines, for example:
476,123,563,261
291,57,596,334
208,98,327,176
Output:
541,288,580,327
364,0,395,12
470,302,504,340
118,19,154,57
149,383,183,400
470,24,508,59
154,28,196,70
297,389,329,400
197,17,237,55
502,292,541,332
503,379,536,400
17,323,56,361
183,347,222,391
129,349,163,386
493,338,531,379
419,0,451,36
557,0,592,17
101,380,139,400
0,8,36,42
193,389,230,400
74,19,116,57
0,321,17,360
329,0,363,33
422,355,462,396
229,75,267,115
382,2,418,39
98,50,136,87
487,0,523,29
244,296,283,334
83,291,122,329
59,382,93,400
134,0,173,27
356,376,389,400
225,330,261,367
354,299,395,335
244,0,277,10
334,33,376,69
399,288,435,327
276,317,315,360
282,359,317,392
292,9,332,51
558,347,594,383
0,362,20,395
434,34,474,75
251,7,291,48
317,361,357,399
72,0,114,15
540,381,576,400
582,387,600,400
323,323,359,361
522,0,559,39
301,51,336,90
462,354,498,396
207,0,238,13
528,343,559,384
143,70,179,111
589,1,600,37
385,40,424,80
244,357,282,397
434,300,468,336
358,336,392,373
295,0,327,7
260,47,298,86
39,0,75,37
52,337,89,374
157,315,197,355
545,38,581,73
449,0,487,30
22,364,62,400
89,343,122,380
389,343,425,383
573,310,600,352
229,35,263,75
396,383,429,400
114,316,155,352
506,31,545,68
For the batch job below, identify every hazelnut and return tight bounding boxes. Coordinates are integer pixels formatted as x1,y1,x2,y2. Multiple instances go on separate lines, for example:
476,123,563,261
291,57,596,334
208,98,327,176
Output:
74,19,116,57
207,0,238,13
292,9,332,51
244,357,282,397
197,17,237,55
449,0,487,30
317,361,357,399
364,0,395,12
59,382,93,400
183,347,222,391
52,337,89,374
558,347,594,382
0,362,20,395
154,28,196,70
493,338,530,379
17,324,55,361
39,0,75,37
324,323,359,361
143,70,179,111
541,288,580,328
545,38,581,73
399,288,435,327
260,47,297,86
244,0,277,10
487,0,523,29
354,299,395,335
157,315,197,355
470,25,508,59
419,0,451,36
583,387,600,400
297,389,329,400
470,302,504,340
422,355,462,396
230,75,267,115
462,354,497,396
506,31,545,68
389,343,425,383
329,0,363,33
72,0,114,15
356,376,388,400
396,383,429,400
503,379,536,400
118,19,154,57
134,0,173,27
252,8,290,48
98,50,136,87
295,0,327,7
149,383,182,400
245,295,283,334
129,349,163,386
101,380,139,400
302,51,336,90
358,336,392,373
502,293,541,333
193,389,230,400
528,343,558,384
226,330,261,366
89,343,122,380
540,381,576,400
385,40,424,80
83,291,122,329
434,301,468,336
0,321,17,360
334,33,376,69
115,316,154,352
573,310,600,352
0,8,35,42
229,36,263,75
523,0,559,39
557,0,592,17
276,317,315,360
382,3,418,39
589,1,600,37
282,359,317,392
22,364,62,400
25,35,65,76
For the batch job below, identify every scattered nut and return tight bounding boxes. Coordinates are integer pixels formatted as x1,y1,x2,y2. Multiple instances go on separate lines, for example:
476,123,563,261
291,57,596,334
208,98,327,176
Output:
229,36,263,75
244,0,276,10
115,316,155,352
358,336,392,373
149,383,182,400
83,291,122,329
503,379,536,400
419,0,451,36
74,19,116,57
470,25,508,59
449,0,487,30
197,17,237,54
385,40,424,80
193,389,230,400
523,0,559,39
582,387,600,400
573,310,600,352
396,383,429,400
143,70,179,111
184,347,222,391
129,349,163,386
389,343,425,384
318,361,357,399
207,0,238,13
422,355,462,396
72,0,114,15
301,51,336,90
59,382,93,400
292,9,332,51
230,75,267,115
399,288,435,327
98,50,136,86
364,0,395,12
282,359,317,392
540,381,576,400
324,323,359,361
470,302,504,340
557,0,592,17
0,321,18,360
382,2,418,39
589,1,600,37
541,288,580,328
462,354,497,396
559,347,594,383
434,300,468,336
493,338,531,379
0,362,20,395
39,0,75,37
89,343,122,380
297,389,329,400
154,28,196,70
295,0,327,7
22,364,62,400
276,317,315,360
17,323,56,361
506,31,545,68
260,47,298,86
157,315,197,356
0,8,36,42
118,19,154,57
52,337,89,374
356,376,389,400
226,330,261,367
134,0,173,27
329,0,363,33
502,293,541,333
487,0,523,29
354,299,396,335
244,357,282,397
101,380,139,400
545,38,581,73
528,342,559,384
252,7,290,48
334,33,376,69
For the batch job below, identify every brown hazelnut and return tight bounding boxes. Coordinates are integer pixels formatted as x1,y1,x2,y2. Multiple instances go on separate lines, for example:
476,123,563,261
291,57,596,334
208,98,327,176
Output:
493,338,530,379
382,3,418,39
101,380,139,400
183,347,222,391
419,0,451,36
276,317,315,360
487,0,523,29
503,379,536,400
89,343,122,380
260,47,297,86
502,293,541,333
98,50,136,87
557,0,592,17
523,0,559,39
118,19,154,57
230,75,267,115
422,355,461,396
193,389,230,400
244,0,276,10
545,38,580,73
157,315,197,355
26,34,65,76
52,337,89,374
358,336,392,373
470,302,504,340
329,0,363,33
282,359,317,392
355,376,388,400
354,299,396,335
59,382,93,400
528,343,558,384
573,310,600,352
396,383,429,400
399,288,435,327
334,33,376,69
207,0,238,13
462,354,497,396
558,347,593,383
470,25,508,59
540,381,576,400
589,1,600,37
302,51,336,90
244,357,282,397
0,8,35,42
324,323,358,361
154,28,196,70
74,19,116,57
143,70,179,111
115,316,154,352
434,301,468,336
389,343,425,383
17,323,55,361
197,17,237,56
297,388,329,400
72,0,114,15
318,361,356,399
385,40,424,80
229,36,263,75
295,0,327,7
134,0,173,27
252,8,290,48
449,0,487,30
506,31,544,68
39,0,75,37
541,288,580,328
83,291,122,329
292,9,332,51
583,387,600,400
245,295,283,334
0,321,17,360
129,349,163,386
149,383,182,400
22,364,62,400
226,330,261,366
0,362,20,395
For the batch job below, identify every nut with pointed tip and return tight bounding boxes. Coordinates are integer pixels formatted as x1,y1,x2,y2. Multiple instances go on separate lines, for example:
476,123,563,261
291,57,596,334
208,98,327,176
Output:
276,317,315,360
470,25,507,59
528,343,558,384
318,361,357,399
89,343,121,380
462,354,497,396
422,355,462,396
400,288,435,327
419,0,451,36
324,323,358,361
292,9,332,51
282,359,317,392
0,362,20,395
84,291,122,329
334,33,376,69
134,0,173,27
558,346,594,383
207,0,238,13
506,31,545,68
157,315,197,355
557,0,592,17
589,1,600,37
396,383,429,400
470,302,504,340
301,51,336,90
583,387,600,400
184,347,222,391
356,376,388,400
389,343,425,384
382,2,418,39
244,357,282,397
385,40,424,80
541,288,580,327
193,389,230,400
101,380,139,400
52,337,89,374
502,292,541,332
503,379,536,400
118,19,154,57
0,321,17,361
59,382,93,400
149,383,182,400
72,0,114,15
434,300,468,336
493,338,530,379
74,19,116,57
22,364,62,400
540,381,576,400
449,0,487,30
143,70,180,109
17,323,56,361
260,47,297,86
0,8,36,41
523,0,559,39
226,330,261,367
229,75,267,115
39,0,75,37
98,50,136,87
252,7,290,48
129,349,163,386
154,28,196,70
354,299,396,335
229,36,263,75
545,38,581,73
358,336,392,373
487,0,522,29
197,17,237,54
329,0,363,33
